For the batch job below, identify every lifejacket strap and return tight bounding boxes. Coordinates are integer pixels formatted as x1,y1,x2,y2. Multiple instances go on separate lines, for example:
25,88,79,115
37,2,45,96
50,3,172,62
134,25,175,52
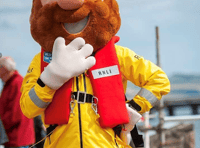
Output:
72,92,94,103
46,124,58,137
131,125,144,147
76,76,79,91
113,125,122,137
83,73,87,92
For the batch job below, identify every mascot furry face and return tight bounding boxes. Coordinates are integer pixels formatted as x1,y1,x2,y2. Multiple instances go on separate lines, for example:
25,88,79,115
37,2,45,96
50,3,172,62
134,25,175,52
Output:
30,0,121,52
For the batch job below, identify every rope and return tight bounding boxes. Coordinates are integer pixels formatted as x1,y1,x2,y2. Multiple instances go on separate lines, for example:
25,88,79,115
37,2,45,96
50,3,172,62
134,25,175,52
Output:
29,129,55,148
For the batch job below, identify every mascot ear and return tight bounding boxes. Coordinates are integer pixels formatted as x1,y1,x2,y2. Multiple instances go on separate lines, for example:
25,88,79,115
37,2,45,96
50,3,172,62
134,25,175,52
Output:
29,0,36,24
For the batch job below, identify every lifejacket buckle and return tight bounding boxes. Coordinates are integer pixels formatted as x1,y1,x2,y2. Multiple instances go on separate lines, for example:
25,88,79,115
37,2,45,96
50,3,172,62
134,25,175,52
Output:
92,96,98,114
70,94,76,115
77,91,87,104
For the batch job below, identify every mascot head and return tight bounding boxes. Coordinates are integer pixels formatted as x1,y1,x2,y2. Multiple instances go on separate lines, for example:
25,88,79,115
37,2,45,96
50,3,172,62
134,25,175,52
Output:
30,0,121,52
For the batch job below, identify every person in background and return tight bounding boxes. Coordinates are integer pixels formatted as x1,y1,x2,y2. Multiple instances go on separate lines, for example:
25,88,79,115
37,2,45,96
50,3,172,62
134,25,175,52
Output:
0,56,35,148
0,116,9,146
33,115,46,148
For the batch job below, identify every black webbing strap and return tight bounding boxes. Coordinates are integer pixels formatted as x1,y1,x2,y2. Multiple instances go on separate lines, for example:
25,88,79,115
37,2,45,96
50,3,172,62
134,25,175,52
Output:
131,125,144,147
83,73,87,92
76,76,79,91
113,125,122,137
46,124,58,145
46,124,58,136
72,92,95,103
125,95,144,147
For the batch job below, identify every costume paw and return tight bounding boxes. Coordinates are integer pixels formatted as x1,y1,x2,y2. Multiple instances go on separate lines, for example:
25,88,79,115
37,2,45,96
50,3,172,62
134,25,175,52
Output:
40,37,96,89
120,104,142,144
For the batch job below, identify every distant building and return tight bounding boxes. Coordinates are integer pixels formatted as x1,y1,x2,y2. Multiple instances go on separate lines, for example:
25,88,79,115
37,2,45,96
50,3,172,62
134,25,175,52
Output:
149,123,194,148
126,74,200,115
131,74,200,148
164,74,200,115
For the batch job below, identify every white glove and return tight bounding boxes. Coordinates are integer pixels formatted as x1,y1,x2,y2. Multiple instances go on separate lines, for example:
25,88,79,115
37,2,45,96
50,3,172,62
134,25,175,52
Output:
120,104,142,145
40,37,96,90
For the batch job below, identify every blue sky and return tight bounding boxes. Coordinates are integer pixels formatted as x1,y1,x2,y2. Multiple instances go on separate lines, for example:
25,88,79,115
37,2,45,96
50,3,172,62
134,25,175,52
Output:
0,0,200,83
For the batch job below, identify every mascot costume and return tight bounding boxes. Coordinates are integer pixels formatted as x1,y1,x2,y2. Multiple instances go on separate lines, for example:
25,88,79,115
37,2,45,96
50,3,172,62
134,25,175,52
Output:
20,0,170,148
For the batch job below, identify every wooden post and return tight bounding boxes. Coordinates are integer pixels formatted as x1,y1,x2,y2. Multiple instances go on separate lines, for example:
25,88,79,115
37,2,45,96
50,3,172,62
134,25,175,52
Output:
156,26,165,148
156,27,161,67
144,112,150,148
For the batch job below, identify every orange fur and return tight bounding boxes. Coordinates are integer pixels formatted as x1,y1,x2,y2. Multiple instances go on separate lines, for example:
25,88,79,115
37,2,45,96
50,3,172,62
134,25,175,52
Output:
30,0,121,52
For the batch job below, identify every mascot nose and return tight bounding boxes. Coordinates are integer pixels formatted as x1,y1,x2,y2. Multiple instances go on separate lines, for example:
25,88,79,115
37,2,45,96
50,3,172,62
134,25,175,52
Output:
57,0,84,10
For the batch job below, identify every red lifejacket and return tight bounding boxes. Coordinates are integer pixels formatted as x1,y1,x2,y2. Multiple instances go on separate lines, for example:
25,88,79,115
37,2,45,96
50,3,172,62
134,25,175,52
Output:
41,36,129,128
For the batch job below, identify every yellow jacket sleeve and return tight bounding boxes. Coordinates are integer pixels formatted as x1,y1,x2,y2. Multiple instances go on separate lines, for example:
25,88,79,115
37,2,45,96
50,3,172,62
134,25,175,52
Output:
20,53,56,119
116,45,170,114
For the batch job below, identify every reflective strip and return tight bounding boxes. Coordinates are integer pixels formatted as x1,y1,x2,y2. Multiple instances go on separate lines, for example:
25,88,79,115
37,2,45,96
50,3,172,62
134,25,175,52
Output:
136,88,159,106
29,87,50,108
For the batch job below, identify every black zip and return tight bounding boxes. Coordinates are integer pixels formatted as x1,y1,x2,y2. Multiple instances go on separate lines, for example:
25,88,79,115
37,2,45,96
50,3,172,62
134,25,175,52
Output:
78,103,83,148
76,76,83,148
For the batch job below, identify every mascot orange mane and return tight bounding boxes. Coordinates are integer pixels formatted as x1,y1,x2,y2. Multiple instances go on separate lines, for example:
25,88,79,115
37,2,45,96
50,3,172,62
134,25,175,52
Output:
30,0,121,52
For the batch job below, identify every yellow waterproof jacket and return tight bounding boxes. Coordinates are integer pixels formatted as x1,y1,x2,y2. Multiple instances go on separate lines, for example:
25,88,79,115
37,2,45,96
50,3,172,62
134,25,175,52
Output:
20,45,170,148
